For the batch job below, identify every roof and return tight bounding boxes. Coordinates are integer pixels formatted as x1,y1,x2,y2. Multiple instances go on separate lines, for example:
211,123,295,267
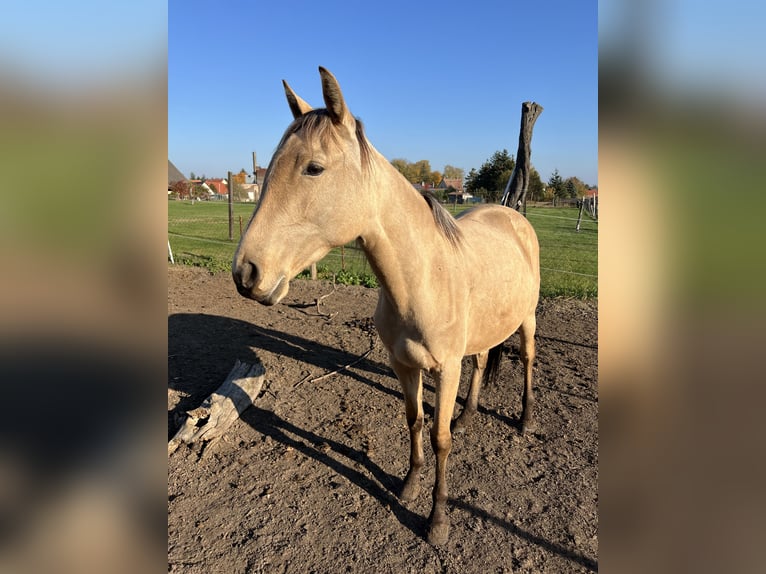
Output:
438,178,464,192
168,160,187,185
205,180,228,195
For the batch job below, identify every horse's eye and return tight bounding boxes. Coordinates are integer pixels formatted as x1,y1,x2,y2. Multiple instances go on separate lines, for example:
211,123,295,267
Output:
304,162,325,177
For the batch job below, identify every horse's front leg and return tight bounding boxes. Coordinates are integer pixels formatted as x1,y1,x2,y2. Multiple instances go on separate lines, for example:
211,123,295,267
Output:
390,358,424,502
427,359,461,546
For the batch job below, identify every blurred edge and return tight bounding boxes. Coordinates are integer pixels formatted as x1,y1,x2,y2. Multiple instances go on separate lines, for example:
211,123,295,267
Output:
3,1,766,573
0,4,166,574
600,1,766,573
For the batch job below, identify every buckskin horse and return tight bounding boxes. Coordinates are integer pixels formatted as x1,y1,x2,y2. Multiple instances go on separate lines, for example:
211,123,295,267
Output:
232,67,540,545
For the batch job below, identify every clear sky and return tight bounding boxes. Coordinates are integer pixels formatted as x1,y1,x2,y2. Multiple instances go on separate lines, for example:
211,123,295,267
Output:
169,0,598,186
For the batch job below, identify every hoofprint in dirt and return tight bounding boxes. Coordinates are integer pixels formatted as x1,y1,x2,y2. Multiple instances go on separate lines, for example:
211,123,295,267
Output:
168,265,597,573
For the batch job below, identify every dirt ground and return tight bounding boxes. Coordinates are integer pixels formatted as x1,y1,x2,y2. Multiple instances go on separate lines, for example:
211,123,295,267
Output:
168,265,598,573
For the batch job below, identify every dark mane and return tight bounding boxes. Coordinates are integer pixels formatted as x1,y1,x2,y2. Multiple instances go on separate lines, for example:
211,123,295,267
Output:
278,109,372,171
421,192,463,248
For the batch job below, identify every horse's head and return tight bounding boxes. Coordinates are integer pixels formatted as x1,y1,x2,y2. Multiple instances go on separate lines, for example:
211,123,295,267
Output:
233,67,372,305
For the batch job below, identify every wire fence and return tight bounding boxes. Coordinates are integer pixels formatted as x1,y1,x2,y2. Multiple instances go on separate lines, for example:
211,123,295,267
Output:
168,200,597,297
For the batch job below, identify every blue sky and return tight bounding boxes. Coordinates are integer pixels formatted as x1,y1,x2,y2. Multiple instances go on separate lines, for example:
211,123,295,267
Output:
169,0,598,186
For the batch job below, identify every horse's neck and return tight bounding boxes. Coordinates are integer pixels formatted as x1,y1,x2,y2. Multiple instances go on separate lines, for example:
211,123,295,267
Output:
360,155,452,314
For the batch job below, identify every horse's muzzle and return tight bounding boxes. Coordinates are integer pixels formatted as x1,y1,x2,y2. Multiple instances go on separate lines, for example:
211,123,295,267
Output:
233,261,287,306
233,260,257,294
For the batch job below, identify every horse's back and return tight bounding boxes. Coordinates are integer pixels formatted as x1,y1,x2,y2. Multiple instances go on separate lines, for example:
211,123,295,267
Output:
457,205,540,274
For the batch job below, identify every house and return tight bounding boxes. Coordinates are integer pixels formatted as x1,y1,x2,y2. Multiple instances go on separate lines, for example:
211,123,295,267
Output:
205,178,229,198
240,183,260,203
187,179,215,198
168,160,188,195
244,167,267,202
438,177,475,204
411,182,436,193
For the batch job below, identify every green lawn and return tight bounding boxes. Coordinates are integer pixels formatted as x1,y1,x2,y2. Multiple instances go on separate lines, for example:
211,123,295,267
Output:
168,200,597,297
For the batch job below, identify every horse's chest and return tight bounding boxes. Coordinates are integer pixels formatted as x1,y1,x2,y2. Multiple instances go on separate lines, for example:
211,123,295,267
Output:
374,314,439,371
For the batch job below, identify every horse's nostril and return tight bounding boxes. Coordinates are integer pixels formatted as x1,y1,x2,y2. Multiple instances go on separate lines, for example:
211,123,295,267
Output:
235,261,257,290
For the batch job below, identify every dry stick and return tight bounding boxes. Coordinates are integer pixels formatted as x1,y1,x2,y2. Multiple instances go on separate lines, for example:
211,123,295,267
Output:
315,285,338,318
294,337,377,388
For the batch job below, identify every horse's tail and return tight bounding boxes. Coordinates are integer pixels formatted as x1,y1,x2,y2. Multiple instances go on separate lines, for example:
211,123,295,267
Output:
482,343,504,386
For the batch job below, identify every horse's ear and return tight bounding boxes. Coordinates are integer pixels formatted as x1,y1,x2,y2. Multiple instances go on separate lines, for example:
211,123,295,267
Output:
319,67,354,128
283,80,313,119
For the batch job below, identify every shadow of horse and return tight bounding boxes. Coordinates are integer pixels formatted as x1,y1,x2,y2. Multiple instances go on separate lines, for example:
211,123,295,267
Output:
168,312,393,432
169,312,527,437
168,312,595,567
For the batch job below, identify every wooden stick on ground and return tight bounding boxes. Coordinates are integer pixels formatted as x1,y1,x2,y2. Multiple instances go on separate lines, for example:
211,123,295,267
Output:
293,337,377,388
315,285,338,319
168,359,265,455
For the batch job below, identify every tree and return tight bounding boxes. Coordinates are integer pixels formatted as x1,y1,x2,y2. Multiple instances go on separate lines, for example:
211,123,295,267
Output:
528,167,545,201
473,187,489,203
563,176,589,198
465,149,515,201
232,170,248,185
170,180,190,199
390,158,412,181
548,169,565,198
390,158,441,187
443,165,464,181
190,183,209,200
565,179,577,198
232,182,248,202
413,159,432,184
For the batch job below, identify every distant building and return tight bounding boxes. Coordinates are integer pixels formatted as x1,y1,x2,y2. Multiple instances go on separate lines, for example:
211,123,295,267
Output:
168,160,187,191
438,177,475,203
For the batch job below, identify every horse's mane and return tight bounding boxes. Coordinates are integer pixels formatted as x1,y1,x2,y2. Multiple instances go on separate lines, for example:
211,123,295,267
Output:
421,192,463,249
279,109,372,170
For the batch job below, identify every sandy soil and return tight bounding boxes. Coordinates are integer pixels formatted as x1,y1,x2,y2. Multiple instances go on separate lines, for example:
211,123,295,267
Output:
168,265,597,573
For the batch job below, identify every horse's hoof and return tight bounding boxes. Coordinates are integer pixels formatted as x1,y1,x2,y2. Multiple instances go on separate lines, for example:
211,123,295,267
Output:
451,418,467,435
400,476,421,502
521,419,537,435
427,521,450,546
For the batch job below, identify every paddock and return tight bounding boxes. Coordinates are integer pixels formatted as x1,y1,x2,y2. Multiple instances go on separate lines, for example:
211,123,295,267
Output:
168,266,598,572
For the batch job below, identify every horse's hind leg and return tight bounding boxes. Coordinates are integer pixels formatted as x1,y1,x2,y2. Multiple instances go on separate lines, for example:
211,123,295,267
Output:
391,358,424,502
452,351,487,434
519,313,537,434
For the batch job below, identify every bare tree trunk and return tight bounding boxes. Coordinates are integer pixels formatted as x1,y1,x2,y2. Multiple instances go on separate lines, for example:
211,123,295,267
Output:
500,102,543,211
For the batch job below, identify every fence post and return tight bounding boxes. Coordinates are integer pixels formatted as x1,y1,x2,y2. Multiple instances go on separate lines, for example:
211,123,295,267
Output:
228,170,234,241
576,200,584,232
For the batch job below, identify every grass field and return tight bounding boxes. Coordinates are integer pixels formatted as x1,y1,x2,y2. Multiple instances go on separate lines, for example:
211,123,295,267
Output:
168,200,597,297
